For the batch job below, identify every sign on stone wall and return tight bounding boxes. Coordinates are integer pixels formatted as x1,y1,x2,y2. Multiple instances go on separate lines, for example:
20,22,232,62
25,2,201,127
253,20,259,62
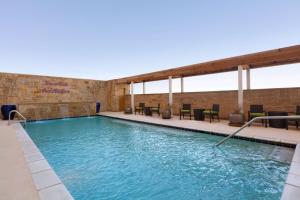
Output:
35,80,70,94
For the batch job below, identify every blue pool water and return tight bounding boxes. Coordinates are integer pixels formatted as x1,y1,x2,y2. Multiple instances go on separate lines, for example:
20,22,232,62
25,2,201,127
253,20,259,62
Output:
26,116,290,200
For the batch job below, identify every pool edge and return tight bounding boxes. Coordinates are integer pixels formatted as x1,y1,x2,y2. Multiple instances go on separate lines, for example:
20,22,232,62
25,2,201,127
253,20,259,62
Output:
98,114,296,148
23,115,300,199
281,144,300,200
14,123,74,200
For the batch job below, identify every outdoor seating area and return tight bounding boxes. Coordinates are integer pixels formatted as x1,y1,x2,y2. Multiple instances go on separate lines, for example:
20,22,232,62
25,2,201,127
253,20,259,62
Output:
248,105,300,130
129,102,300,130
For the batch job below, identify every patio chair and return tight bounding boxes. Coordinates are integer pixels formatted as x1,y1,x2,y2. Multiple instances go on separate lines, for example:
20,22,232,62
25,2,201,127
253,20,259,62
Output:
203,104,220,123
248,104,267,127
135,103,145,115
289,106,300,129
179,104,192,120
151,104,160,116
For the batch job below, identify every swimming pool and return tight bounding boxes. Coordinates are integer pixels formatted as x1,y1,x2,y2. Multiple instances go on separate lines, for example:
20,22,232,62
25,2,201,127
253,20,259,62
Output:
26,116,291,200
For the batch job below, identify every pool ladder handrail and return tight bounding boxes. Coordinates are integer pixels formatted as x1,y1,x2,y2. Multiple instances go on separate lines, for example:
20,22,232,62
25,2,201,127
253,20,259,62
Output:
8,110,27,126
215,115,300,147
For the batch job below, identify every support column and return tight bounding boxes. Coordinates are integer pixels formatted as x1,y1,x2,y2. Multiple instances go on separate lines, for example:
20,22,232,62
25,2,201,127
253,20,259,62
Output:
238,65,244,114
246,68,251,90
143,81,146,94
181,77,184,93
169,76,173,111
130,81,134,111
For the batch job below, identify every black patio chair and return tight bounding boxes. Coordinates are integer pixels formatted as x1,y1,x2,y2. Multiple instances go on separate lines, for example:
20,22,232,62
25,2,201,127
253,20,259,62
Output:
179,104,192,120
248,104,267,127
135,103,145,115
203,104,220,123
151,104,160,116
289,106,300,129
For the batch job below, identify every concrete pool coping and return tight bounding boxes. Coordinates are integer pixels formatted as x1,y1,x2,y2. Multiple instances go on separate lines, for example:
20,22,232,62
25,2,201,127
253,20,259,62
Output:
98,112,300,147
8,122,74,200
281,144,300,200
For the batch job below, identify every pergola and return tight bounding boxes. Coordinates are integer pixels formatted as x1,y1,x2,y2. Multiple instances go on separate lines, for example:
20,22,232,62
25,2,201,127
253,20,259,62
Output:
116,45,300,113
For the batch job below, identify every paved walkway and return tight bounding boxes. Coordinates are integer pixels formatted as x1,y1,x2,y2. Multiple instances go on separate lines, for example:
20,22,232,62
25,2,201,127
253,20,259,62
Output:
0,121,39,200
0,121,73,200
99,112,300,146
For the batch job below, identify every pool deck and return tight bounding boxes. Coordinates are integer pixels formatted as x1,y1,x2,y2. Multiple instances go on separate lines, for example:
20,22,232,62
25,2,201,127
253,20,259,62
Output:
0,120,73,200
0,121,39,200
98,112,300,147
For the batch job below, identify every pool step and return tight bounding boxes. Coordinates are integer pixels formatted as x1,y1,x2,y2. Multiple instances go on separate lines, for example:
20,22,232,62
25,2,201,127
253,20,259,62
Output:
268,146,294,164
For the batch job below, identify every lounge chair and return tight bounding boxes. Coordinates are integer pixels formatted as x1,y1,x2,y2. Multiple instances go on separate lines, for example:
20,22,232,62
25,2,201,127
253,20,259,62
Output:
135,103,145,115
203,104,220,123
248,104,267,127
179,104,192,120
151,104,160,116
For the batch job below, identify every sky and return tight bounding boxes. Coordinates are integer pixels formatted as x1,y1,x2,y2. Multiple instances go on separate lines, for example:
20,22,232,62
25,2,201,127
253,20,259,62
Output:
0,0,300,93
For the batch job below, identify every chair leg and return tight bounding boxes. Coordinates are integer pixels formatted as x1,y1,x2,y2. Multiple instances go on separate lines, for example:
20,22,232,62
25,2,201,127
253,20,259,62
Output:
265,119,267,128
210,114,212,123
218,114,220,122
190,113,191,120
248,116,252,127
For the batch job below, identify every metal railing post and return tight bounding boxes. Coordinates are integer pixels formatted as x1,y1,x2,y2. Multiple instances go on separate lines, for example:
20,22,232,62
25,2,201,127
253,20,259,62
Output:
8,110,27,126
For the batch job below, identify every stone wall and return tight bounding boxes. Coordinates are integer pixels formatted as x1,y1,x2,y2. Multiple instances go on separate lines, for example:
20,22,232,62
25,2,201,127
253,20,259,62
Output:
125,88,300,119
1,71,299,121
106,80,130,112
0,73,109,120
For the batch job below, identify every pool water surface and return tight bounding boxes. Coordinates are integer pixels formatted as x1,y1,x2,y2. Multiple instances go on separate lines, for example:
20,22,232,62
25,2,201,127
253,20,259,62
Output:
26,116,291,200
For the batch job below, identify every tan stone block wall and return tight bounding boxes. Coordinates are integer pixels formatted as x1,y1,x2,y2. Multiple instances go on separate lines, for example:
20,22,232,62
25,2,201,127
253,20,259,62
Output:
125,88,300,119
2,71,299,121
106,81,129,112
0,72,109,120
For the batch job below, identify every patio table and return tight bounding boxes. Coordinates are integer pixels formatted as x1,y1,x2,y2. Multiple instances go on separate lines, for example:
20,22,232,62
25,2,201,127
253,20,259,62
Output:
193,109,205,121
268,111,288,130
144,107,152,116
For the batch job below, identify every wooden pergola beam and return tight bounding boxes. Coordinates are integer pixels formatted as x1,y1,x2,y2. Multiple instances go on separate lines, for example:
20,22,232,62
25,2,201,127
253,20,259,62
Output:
115,45,300,84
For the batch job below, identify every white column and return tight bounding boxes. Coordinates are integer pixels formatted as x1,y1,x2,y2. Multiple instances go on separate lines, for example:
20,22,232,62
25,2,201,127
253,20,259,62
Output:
238,65,244,114
181,77,184,93
246,68,251,90
169,76,173,111
130,81,134,110
143,81,146,94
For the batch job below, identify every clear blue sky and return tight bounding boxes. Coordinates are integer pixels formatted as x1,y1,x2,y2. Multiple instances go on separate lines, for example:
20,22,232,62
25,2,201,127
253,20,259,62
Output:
0,0,300,92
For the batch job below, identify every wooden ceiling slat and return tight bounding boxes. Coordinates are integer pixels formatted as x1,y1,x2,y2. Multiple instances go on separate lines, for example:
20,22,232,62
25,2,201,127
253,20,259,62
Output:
115,45,300,84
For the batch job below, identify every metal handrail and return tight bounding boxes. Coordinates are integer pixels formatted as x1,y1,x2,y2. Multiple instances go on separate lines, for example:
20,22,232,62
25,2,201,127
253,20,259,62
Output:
8,110,27,126
215,115,300,147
